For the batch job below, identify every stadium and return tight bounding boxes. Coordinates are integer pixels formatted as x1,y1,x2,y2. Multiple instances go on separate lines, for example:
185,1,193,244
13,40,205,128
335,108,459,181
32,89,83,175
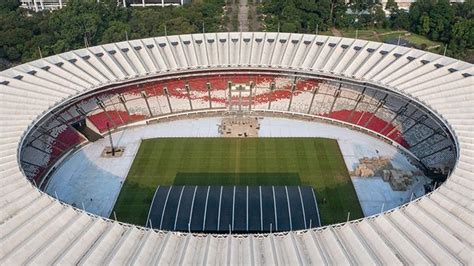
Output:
0,32,472,264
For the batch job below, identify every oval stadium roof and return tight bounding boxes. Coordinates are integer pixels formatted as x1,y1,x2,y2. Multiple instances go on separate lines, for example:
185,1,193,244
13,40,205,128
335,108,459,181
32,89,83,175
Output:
0,32,473,265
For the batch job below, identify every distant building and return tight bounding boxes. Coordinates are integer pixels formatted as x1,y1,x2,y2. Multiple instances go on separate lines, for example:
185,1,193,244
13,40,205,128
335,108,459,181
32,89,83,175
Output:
129,0,184,7
20,0,190,12
343,0,464,13
380,0,464,11
380,0,415,11
20,0,65,11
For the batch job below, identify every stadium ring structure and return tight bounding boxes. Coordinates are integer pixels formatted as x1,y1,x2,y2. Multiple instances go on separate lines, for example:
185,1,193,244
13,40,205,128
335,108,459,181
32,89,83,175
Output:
0,32,472,265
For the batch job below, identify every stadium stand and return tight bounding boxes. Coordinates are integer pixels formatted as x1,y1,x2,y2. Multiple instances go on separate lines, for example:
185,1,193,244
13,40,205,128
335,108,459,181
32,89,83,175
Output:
0,32,472,264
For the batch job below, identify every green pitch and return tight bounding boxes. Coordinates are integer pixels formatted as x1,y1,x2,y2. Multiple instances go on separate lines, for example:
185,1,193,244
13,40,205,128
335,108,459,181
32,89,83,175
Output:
112,137,363,226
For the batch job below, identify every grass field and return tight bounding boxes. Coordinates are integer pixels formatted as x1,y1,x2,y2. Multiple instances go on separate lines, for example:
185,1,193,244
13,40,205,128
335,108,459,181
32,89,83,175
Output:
338,28,442,49
112,137,363,226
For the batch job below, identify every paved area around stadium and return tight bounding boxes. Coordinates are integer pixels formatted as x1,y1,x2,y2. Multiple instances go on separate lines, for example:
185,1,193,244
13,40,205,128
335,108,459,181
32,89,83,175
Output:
45,117,425,219
146,185,320,233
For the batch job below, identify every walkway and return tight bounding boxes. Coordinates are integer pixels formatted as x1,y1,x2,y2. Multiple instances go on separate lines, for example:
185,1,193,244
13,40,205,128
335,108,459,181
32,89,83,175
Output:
238,0,249,31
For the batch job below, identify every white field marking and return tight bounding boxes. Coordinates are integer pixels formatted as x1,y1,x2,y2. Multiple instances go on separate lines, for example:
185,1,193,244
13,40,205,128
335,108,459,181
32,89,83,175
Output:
232,186,236,231
217,186,223,231
310,188,322,227
160,186,173,230
285,186,293,231
297,186,307,228
259,186,263,231
188,186,198,231
272,186,278,231
246,186,249,232
202,186,211,231
173,186,186,230
146,185,160,228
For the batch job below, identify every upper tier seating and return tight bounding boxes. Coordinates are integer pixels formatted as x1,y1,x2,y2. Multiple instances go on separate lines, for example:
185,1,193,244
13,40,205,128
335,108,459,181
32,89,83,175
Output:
21,73,453,182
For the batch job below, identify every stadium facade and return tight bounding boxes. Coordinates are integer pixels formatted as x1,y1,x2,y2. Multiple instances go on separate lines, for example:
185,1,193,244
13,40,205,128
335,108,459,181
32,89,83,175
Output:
0,32,472,264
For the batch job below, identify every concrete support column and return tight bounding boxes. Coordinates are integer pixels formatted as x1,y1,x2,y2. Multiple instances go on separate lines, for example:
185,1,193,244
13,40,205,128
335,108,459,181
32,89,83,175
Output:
328,84,341,114
249,81,254,111
207,82,212,109
141,91,153,117
185,84,193,111
238,89,242,112
228,81,233,110
97,99,117,129
164,87,173,113
348,87,365,122
287,83,295,112
118,94,130,115
307,86,318,114
268,82,275,110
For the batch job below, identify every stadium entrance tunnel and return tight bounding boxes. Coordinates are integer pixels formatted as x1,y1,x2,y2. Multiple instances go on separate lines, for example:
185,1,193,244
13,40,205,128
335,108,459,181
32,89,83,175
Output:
19,69,458,227
71,119,103,142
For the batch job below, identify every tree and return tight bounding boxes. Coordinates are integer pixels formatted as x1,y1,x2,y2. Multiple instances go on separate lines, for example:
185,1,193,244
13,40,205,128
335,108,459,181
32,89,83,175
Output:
454,0,473,19
0,0,20,12
167,18,198,35
281,22,298,32
419,15,430,36
373,4,387,28
280,0,301,26
260,0,339,31
450,18,474,49
390,9,410,30
385,0,398,14
428,0,454,42
101,21,131,43
332,0,348,27
46,0,107,49
5,46,20,61
349,0,376,14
